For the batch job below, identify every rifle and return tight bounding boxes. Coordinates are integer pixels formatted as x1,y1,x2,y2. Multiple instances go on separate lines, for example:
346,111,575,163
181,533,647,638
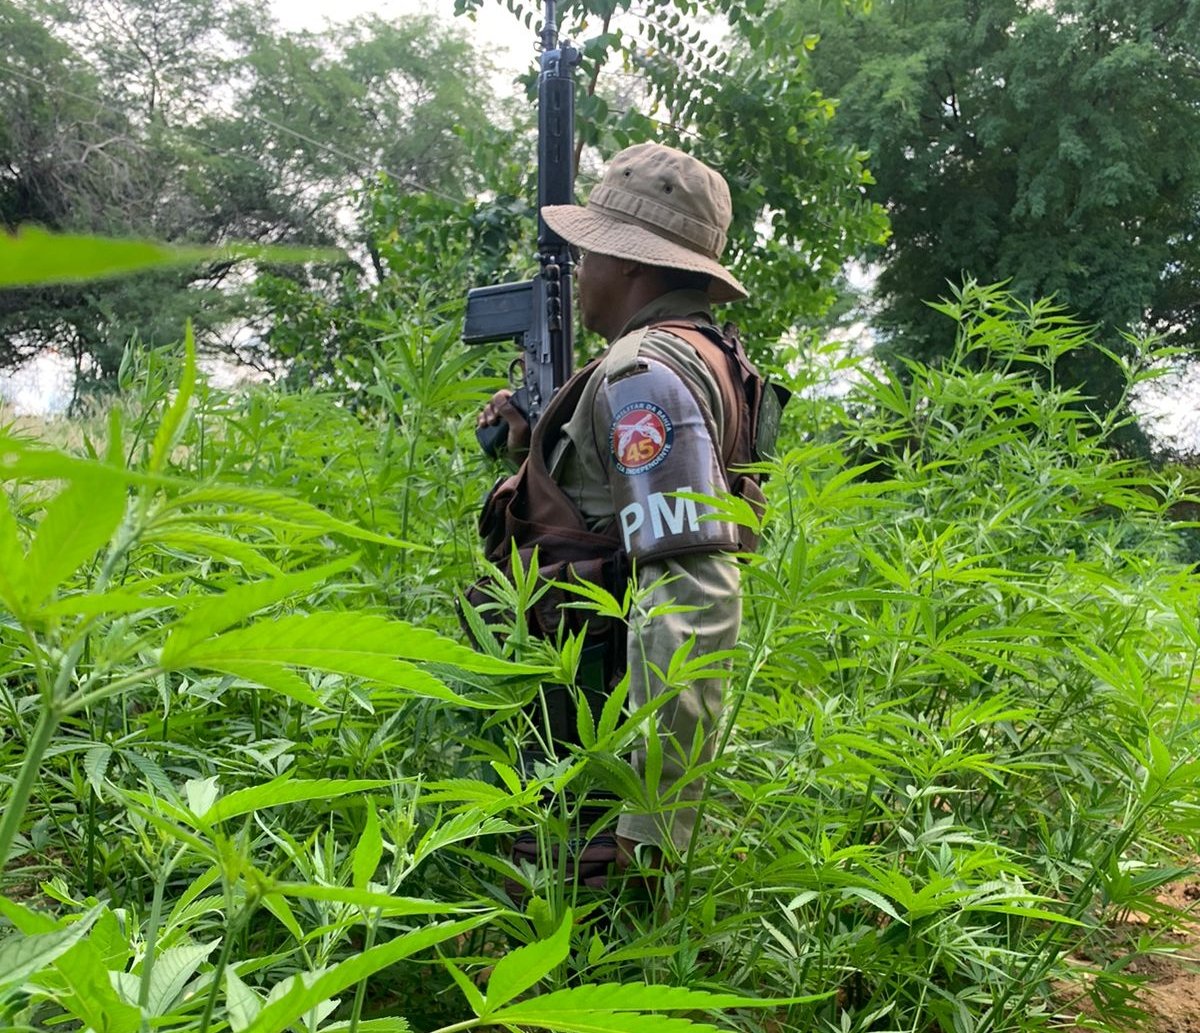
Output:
463,0,580,457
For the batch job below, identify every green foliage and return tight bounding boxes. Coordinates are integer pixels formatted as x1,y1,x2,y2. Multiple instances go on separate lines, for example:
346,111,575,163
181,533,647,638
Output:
2,277,1198,1032
0,0,504,379
454,0,889,354
794,0,1200,423
257,176,532,388
4,187,1200,1033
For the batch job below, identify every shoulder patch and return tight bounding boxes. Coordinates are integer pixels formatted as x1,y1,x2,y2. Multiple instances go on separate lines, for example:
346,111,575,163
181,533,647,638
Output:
611,401,674,475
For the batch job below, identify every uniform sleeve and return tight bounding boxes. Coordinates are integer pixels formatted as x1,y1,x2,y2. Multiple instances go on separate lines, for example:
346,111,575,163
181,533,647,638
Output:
615,552,740,853
593,357,740,560
593,354,741,852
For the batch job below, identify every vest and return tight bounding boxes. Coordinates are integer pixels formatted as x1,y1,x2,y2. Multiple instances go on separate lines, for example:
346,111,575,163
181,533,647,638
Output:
468,320,777,649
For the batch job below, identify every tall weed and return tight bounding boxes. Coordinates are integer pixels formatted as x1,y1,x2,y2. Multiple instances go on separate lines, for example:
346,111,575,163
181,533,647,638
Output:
1,283,1197,1032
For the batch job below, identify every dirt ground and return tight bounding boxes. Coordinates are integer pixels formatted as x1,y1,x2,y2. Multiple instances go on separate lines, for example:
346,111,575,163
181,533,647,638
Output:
1065,877,1200,1032
1135,879,1200,1033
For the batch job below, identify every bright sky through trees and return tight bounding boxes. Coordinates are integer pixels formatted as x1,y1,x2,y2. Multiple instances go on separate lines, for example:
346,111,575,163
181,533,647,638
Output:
272,0,531,83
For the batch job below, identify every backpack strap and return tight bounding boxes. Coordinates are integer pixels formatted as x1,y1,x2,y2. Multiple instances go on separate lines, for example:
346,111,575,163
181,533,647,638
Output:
648,320,754,470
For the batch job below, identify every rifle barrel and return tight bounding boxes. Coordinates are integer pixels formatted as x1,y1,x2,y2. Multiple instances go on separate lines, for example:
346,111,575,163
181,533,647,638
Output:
542,0,557,54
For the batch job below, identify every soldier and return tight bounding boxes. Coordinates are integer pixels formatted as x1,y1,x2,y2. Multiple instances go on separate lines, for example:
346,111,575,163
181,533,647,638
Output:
475,142,771,885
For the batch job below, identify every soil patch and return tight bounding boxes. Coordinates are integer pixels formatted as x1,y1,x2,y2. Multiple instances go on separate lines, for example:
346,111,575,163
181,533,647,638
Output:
1137,879,1200,1033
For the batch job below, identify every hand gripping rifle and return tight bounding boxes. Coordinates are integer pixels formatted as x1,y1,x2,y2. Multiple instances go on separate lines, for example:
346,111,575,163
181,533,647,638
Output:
463,0,580,457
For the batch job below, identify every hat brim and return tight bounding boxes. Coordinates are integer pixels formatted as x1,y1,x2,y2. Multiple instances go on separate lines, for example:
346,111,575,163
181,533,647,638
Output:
542,204,749,303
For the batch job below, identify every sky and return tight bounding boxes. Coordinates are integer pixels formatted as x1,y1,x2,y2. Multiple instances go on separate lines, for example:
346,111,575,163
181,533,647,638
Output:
270,0,535,84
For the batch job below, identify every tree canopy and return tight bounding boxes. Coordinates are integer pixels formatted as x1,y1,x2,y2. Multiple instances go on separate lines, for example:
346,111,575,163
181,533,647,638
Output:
0,0,503,387
793,0,1200,423
455,0,890,354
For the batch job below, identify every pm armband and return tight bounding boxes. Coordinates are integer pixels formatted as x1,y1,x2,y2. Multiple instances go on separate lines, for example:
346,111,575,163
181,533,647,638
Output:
598,358,739,561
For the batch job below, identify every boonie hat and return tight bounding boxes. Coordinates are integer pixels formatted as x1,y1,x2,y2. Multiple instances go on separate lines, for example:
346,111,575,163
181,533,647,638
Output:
541,142,748,303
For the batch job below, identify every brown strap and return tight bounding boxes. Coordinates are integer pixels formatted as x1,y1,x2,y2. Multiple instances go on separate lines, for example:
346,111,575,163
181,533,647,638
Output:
648,321,747,468
518,356,619,539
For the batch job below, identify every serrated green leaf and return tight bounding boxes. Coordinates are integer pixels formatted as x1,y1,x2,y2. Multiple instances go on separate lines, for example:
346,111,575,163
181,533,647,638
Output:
322,1021,411,1033
84,746,113,800
0,905,102,998
487,982,828,1029
164,866,222,934
167,557,358,658
205,777,391,825
965,904,1082,924
160,612,538,706
161,485,421,548
144,939,220,1015
216,662,323,708
413,810,518,867
489,1005,720,1033
24,473,127,609
110,970,140,1006
141,528,282,575
481,909,572,1014
840,887,906,924
353,801,383,891
124,750,179,800
241,916,491,1033
264,883,466,917
226,967,264,1033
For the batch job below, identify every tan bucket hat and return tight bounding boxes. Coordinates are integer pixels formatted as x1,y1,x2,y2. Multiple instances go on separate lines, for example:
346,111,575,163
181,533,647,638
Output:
541,142,748,303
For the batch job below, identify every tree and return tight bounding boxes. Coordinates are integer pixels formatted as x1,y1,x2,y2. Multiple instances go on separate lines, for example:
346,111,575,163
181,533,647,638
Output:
0,0,505,386
790,0,1200,424
0,0,206,383
453,0,890,358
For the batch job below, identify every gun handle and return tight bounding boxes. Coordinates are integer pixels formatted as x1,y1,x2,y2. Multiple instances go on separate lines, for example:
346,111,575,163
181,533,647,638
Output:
476,386,531,459
476,420,509,458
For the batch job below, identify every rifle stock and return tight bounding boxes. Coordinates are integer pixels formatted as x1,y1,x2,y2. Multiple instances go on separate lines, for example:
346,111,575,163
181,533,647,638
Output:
464,0,579,457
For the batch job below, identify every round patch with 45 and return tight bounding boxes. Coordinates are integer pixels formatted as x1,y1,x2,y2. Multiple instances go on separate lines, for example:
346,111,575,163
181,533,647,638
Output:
611,401,674,475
